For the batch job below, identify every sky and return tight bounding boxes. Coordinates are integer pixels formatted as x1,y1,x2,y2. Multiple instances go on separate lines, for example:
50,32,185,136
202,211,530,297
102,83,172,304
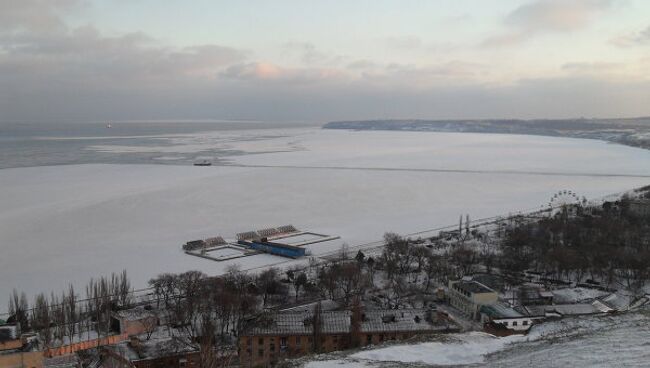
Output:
1,0,649,123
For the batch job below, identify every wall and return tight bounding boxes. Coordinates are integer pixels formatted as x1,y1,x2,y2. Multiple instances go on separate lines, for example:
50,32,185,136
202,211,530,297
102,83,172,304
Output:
240,331,423,367
0,350,44,368
0,339,23,351
122,317,158,337
44,333,129,357
132,351,201,368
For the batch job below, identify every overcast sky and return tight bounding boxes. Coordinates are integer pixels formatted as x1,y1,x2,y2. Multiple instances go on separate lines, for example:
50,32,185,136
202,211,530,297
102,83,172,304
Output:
1,0,649,123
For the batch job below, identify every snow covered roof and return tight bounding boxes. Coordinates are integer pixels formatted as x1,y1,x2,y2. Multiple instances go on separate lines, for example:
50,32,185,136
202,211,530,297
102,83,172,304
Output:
452,280,495,295
551,287,608,304
598,293,632,311
44,354,80,368
522,304,600,317
480,304,524,319
245,311,351,335
113,307,155,321
243,309,443,336
109,336,199,361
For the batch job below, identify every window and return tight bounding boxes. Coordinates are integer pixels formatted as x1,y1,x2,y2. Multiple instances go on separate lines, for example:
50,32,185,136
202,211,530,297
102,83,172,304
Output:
512,321,518,326
258,337,264,345
296,336,301,346
258,348,264,357
280,337,287,350
523,320,528,326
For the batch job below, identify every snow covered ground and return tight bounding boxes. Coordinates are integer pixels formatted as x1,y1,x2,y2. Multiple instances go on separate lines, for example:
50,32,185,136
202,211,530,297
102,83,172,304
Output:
303,309,650,368
2,128,650,308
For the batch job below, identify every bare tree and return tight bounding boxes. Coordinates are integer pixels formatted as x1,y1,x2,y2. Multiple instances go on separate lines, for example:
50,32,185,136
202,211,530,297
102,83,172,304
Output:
8,289,29,332
64,284,77,341
293,272,308,302
311,302,322,353
31,293,51,347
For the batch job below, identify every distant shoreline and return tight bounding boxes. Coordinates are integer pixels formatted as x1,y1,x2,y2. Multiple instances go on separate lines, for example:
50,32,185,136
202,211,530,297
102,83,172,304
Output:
323,118,650,151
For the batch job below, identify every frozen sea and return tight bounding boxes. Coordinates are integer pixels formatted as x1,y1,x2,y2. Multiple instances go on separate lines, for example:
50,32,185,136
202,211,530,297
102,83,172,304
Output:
1,122,650,311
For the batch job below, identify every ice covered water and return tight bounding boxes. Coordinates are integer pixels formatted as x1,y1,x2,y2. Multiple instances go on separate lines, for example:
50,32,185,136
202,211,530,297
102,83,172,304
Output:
1,126,650,308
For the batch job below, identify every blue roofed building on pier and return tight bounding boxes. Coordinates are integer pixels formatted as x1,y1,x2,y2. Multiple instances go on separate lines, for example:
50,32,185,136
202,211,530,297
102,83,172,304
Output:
238,239,306,258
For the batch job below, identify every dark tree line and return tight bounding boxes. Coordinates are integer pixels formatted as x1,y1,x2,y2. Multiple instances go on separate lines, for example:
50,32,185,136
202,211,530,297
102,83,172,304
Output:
500,197,650,294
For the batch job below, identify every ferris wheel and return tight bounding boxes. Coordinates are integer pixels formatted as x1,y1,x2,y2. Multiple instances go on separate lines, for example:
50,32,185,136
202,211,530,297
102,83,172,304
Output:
547,190,586,216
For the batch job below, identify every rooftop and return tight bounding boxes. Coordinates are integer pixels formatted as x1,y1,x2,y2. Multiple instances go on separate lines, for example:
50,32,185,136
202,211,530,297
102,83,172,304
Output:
452,280,495,295
109,336,199,361
521,303,600,317
242,309,445,336
480,304,524,319
113,307,155,321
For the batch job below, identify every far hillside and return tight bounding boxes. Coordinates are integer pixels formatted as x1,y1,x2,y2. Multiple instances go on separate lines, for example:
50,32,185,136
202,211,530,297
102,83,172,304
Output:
324,118,650,150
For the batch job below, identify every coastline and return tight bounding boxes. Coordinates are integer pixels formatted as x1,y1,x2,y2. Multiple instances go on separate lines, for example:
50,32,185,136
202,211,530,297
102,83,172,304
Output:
322,118,650,152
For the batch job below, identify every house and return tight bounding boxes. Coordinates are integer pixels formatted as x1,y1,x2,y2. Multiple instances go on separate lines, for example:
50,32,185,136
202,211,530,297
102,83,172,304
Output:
239,308,456,367
0,329,44,368
448,280,498,319
111,307,159,337
0,324,22,352
480,304,540,336
103,336,202,368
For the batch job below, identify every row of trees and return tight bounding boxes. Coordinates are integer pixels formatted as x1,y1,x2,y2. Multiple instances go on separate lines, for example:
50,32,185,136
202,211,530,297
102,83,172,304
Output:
7,270,132,348
501,198,650,294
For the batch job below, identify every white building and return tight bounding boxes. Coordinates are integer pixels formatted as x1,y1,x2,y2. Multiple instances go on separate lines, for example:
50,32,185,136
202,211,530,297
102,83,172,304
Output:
448,280,498,319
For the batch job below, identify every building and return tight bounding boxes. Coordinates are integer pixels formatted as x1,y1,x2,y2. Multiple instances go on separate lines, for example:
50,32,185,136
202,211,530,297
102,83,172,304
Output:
448,280,498,319
104,336,202,368
238,240,306,258
479,304,540,336
0,327,44,368
518,303,602,318
111,308,159,337
519,286,554,306
239,308,456,367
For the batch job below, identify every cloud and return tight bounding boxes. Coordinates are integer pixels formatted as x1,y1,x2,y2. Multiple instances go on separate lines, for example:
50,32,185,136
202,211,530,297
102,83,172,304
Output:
610,25,650,47
0,0,82,33
484,0,613,46
0,0,648,122
382,35,423,50
562,61,621,72
221,62,346,85
281,42,341,65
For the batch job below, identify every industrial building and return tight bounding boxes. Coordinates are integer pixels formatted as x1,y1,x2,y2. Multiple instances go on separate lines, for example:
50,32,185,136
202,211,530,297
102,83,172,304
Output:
239,308,456,367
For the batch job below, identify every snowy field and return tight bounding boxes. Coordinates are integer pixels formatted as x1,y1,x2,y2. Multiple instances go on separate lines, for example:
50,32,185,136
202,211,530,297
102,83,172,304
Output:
303,309,650,368
2,128,650,308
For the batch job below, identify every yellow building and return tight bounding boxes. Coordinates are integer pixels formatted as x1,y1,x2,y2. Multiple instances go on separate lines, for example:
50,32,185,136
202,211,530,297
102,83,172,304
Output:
448,280,498,319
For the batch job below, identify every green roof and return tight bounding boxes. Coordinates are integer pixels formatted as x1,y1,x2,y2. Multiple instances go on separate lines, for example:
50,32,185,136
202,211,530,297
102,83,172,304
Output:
480,304,523,319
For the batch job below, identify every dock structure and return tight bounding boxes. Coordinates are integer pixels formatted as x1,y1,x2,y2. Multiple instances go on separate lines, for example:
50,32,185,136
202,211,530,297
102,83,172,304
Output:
238,239,307,258
237,231,261,241
184,225,338,262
